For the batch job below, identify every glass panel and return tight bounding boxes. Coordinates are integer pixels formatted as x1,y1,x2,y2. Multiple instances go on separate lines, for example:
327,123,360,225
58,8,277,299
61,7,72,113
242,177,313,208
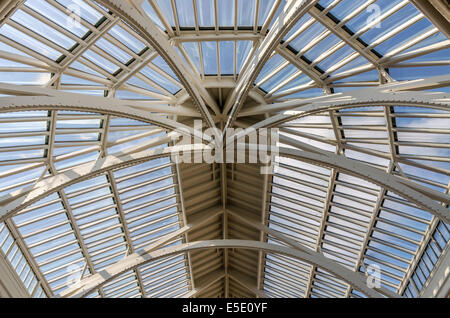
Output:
201,41,218,75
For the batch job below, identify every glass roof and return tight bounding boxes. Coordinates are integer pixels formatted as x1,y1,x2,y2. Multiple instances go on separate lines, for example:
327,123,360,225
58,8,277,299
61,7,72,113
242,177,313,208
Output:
0,0,448,299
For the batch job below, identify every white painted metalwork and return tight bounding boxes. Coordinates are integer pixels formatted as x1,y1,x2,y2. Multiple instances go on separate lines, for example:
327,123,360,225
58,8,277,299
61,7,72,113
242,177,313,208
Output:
0,0,448,299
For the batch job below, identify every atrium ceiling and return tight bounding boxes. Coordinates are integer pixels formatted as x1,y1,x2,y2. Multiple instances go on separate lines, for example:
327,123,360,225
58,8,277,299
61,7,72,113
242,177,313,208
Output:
0,0,449,298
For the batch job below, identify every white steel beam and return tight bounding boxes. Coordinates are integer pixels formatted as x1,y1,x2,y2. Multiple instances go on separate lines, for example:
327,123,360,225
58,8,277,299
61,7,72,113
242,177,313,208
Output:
0,94,204,137
107,170,147,297
96,0,218,126
226,209,398,298
275,139,450,223
46,15,121,87
59,210,224,298
0,0,25,27
229,269,268,298
0,239,30,297
420,241,450,297
0,144,211,222
171,32,262,42
174,161,196,293
308,5,381,68
238,75,450,118
238,74,450,118
2,138,449,224
222,0,320,128
255,172,270,294
183,269,225,298
410,0,450,39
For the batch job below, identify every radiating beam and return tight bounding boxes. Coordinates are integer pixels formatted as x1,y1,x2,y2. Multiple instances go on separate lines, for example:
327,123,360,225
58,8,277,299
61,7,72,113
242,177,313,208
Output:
222,0,320,128
0,94,204,137
229,269,268,298
59,209,223,298
256,172,270,294
183,269,225,298
410,0,450,39
3,139,449,224
0,144,211,222
97,0,218,126
0,0,25,27
226,209,400,298
308,5,381,68
222,139,450,222
275,139,450,223
237,74,450,118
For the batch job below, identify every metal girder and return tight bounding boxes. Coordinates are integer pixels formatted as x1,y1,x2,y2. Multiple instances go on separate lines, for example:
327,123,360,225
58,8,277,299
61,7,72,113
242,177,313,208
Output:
0,240,30,297
0,93,204,137
235,74,450,120
220,155,229,297
57,239,392,298
2,135,449,225
0,144,211,222
0,83,199,116
420,240,450,297
111,48,158,90
59,208,224,298
222,0,320,128
410,0,450,39
239,91,449,119
96,0,218,127
228,270,268,298
256,173,270,294
0,0,25,27
107,170,147,297
226,209,398,298
183,269,225,298
429,0,450,22
275,45,324,85
308,4,381,68
46,15,121,87
274,138,450,223
171,32,262,43
174,161,196,292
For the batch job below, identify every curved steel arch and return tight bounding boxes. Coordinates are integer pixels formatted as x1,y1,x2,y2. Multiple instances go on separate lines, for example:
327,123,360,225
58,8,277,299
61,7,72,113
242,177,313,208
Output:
0,144,210,222
276,141,450,223
1,142,448,223
223,0,320,129
237,74,450,118
0,95,206,141
238,90,450,129
58,239,395,298
96,0,217,128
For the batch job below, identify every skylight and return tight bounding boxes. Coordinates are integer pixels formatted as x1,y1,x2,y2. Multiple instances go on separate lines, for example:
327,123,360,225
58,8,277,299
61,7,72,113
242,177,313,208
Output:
0,0,448,300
